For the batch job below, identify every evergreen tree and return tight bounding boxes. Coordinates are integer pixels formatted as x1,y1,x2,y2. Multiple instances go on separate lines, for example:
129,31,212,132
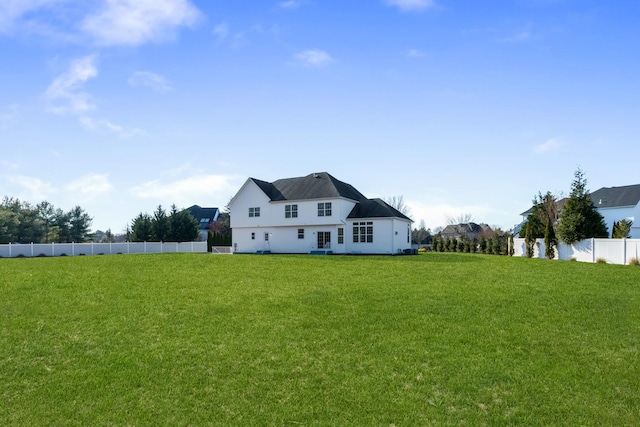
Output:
508,233,515,256
167,204,199,242
152,205,170,241
524,222,535,258
612,219,633,238
479,236,487,254
131,213,153,242
556,168,609,244
544,220,556,259
68,206,93,242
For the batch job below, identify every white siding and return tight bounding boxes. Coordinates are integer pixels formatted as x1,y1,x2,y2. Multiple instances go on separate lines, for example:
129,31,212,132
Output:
596,205,635,238
346,218,412,255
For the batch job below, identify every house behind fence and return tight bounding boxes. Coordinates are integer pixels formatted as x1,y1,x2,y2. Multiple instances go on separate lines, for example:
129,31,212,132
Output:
512,238,640,265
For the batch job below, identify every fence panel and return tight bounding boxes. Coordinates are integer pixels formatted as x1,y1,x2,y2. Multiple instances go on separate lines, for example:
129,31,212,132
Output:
625,240,640,264
0,241,209,258
594,239,624,264
513,238,640,265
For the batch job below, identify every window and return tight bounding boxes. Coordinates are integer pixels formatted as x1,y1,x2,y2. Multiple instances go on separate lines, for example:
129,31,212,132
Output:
352,221,373,243
251,232,255,240
407,225,411,243
264,232,269,241
318,202,332,217
249,207,260,217
200,217,210,223
338,227,344,244
298,229,304,239
285,204,298,218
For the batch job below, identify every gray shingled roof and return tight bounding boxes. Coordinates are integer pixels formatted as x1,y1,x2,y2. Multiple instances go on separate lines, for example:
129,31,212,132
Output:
251,172,368,202
250,172,411,221
185,205,220,229
520,184,640,216
590,184,640,208
347,198,412,221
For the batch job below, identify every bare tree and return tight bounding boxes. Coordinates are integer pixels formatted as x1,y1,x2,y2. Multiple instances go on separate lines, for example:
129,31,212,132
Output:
445,212,475,225
384,195,412,218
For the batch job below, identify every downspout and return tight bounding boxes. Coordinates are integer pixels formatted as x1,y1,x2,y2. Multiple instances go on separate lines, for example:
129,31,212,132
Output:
392,219,395,254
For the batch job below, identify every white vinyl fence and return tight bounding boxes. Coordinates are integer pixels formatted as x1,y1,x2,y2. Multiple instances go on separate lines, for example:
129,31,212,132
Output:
512,238,640,265
0,241,213,258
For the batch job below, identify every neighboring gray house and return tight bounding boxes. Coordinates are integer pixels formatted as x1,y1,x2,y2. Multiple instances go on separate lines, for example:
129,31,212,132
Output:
590,184,640,238
185,205,220,240
440,222,492,241
228,172,413,254
516,184,640,238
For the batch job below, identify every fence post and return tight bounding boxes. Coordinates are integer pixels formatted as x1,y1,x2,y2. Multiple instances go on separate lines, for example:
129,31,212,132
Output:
31,242,34,257
591,238,595,263
623,238,627,265
72,242,75,256
52,242,55,256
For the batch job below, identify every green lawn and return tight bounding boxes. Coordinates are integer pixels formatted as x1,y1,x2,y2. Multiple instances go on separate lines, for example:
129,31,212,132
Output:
1,253,639,426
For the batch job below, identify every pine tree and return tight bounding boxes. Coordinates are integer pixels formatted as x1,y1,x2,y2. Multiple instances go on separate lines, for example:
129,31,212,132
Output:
557,168,609,244
544,220,556,259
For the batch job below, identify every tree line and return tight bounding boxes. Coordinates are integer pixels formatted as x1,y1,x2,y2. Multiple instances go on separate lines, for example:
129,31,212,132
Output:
431,232,514,256
129,205,199,243
0,197,93,244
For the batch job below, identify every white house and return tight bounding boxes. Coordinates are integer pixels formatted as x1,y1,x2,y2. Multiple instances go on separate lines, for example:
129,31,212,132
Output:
590,184,640,238
228,172,413,255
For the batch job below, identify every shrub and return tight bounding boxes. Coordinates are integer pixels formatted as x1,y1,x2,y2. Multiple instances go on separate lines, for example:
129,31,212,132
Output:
568,257,577,262
418,247,427,253
628,258,640,266
596,258,607,264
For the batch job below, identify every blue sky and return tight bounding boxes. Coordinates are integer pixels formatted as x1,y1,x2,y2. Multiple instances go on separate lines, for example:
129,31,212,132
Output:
2,0,639,233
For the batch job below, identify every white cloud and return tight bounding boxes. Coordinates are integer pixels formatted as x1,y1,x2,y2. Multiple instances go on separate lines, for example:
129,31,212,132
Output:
278,0,302,9
80,0,201,46
45,55,98,115
294,49,334,67
128,71,172,91
533,138,560,154
213,23,230,42
0,0,62,33
66,174,113,197
130,174,240,205
499,24,534,43
8,175,55,201
213,23,247,48
407,49,424,58
386,0,435,12
79,117,144,138
1,104,19,127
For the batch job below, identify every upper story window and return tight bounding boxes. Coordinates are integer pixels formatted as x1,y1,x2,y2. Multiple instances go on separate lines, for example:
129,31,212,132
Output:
249,207,260,217
318,202,332,217
285,204,298,218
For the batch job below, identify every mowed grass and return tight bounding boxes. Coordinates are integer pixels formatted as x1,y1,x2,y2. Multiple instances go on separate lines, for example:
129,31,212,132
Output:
1,253,639,426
